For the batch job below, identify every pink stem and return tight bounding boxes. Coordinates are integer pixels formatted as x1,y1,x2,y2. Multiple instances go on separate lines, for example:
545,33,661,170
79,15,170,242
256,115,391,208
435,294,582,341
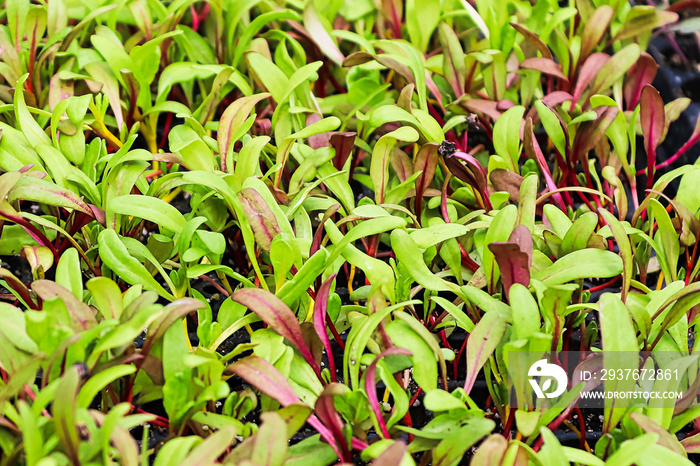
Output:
636,131,700,176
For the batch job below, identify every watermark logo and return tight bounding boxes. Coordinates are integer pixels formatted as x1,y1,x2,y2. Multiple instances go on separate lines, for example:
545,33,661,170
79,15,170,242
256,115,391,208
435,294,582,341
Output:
528,359,567,398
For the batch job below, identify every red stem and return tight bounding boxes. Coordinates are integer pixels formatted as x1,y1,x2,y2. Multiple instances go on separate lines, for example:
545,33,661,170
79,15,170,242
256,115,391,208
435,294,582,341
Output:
326,313,345,351
502,407,516,439
585,275,620,293
453,333,469,380
575,406,587,450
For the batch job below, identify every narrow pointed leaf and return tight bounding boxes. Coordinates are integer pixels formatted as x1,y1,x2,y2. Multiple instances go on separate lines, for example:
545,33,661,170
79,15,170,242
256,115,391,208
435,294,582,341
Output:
521,58,569,83
98,229,172,299
580,6,614,61
217,93,270,171
488,225,533,298
641,85,665,188
623,53,657,109
464,311,507,394
231,288,321,378
524,118,566,210
229,355,299,406
238,187,282,253
414,143,439,217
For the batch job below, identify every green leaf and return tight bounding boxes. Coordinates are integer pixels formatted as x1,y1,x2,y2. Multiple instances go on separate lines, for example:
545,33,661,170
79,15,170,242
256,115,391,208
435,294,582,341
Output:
482,51,506,101
406,0,441,53
537,428,569,466
286,435,337,466
543,204,573,239
53,366,80,464
431,296,475,332
605,434,669,466
459,285,512,319
277,249,329,307
17,401,42,466
218,94,270,172
410,223,469,249
599,209,633,301
370,127,419,204
649,198,679,282
561,447,604,466
613,6,678,42
0,303,38,371
390,229,459,293
56,248,82,300
169,125,217,172
483,205,517,288
534,249,623,286
509,283,539,339
369,105,442,142
439,24,466,96
14,74,51,148
328,216,407,265
232,10,300,67
384,317,437,392
157,63,251,104
109,195,187,234
344,300,420,388
535,101,566,160
98,229,173,300
591,44,641,95
493,106,525,172
86,277,124,320
181,427,238,466
154,437,202,466
560,212,598,255
396,311,448,386
517,173,538,232
599,293,639,433
464,311,506,394
246,52,290,104
235,136,270,182
77,365,136,409
433,418,495,466
274,117,341,187
9,176,91,214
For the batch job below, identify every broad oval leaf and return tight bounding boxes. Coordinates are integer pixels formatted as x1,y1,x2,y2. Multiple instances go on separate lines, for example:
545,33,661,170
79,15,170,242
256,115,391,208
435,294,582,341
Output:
98,229,173,300
533,249,622,286
109,194,187,234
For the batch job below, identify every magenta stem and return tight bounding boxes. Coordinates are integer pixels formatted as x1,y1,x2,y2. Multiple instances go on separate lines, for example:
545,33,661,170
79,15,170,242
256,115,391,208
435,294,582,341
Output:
636,131,700,176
